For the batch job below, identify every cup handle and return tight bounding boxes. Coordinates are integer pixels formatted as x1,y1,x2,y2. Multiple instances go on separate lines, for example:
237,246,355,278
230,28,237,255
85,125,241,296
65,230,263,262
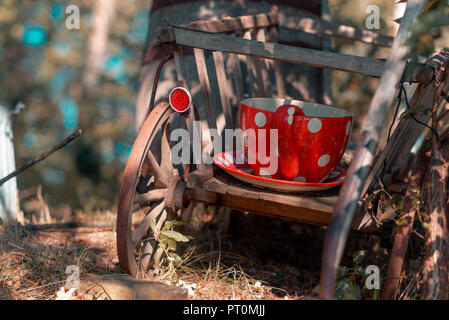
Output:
272,105,304,180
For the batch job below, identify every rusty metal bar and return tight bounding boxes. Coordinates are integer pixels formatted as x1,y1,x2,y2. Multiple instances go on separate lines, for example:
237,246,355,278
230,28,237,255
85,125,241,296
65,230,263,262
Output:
146,54,173,118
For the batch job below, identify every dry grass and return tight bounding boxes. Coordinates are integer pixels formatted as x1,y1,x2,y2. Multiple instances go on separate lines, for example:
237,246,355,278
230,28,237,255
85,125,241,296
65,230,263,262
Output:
0,216,119,299
0,203,428,300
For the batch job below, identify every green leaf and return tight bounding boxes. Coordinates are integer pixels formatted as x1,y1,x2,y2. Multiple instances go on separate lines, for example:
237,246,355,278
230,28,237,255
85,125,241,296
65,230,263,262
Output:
395,217,408,226
372,288,380,300
166,238,177,251
409,186,420,194
311,285,320,296
390,194,404,210
169,253,183,266
160,230,190,242
153,246,164,266
162,220,174,232
334,278,362,300
149,217,157,235
356,266,366,277
353,250,367,265
411,197,421,206
337,266,350,279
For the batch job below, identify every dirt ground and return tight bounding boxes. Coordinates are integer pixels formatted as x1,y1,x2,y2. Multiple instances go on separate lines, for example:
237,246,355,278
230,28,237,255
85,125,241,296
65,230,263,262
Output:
0,206,419,300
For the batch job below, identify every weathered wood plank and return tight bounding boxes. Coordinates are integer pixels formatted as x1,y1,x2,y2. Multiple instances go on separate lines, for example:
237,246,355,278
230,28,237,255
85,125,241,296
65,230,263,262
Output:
157,26,387,78
280,10,393,47
362,66,449,196
319,0,427,300
193,48,219,134
184,172,381,234
194,174,337,226
320,0,333,105
267,25,286,98
226,52,245,128
254,28,273,97
212,51,234,129
243,30,266,97
179,12,278,34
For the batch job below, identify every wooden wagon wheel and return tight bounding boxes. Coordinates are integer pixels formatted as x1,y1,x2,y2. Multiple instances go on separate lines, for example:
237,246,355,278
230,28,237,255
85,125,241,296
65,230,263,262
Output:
117,99,197,277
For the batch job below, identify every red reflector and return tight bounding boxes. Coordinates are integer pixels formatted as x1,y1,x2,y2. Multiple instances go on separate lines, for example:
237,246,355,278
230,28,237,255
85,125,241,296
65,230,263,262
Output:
169,87,191,113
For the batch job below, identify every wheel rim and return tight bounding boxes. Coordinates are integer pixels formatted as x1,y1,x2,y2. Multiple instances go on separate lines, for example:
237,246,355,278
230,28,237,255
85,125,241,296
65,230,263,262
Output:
117,100,198,277
117,101,173,277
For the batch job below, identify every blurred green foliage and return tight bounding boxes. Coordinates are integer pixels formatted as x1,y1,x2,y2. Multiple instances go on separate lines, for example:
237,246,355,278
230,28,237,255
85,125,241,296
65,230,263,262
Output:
403,0,449,68
0,0,150,211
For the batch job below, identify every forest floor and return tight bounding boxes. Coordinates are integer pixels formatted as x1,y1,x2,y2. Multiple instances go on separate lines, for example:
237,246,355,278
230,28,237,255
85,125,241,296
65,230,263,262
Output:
0,204,422,300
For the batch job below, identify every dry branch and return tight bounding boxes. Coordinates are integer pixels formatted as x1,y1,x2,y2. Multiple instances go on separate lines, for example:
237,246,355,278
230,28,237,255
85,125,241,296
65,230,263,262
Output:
381,142,430,300
422,76,449,299
0,129,82,187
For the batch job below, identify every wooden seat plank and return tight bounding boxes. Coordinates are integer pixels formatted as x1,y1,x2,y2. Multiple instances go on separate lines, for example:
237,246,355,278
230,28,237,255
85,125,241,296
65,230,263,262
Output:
197,173,338,226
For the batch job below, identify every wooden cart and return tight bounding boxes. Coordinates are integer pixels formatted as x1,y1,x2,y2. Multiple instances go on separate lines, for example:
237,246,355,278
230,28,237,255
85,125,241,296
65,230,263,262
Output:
117,0,449,299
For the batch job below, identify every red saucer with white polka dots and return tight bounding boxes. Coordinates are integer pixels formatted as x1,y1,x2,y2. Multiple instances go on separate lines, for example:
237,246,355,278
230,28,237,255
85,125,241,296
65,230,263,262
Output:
214,151,345,192
240,98,353,183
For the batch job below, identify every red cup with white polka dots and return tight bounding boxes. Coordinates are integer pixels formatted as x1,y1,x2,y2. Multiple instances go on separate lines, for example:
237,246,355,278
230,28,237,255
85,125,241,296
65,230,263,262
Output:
240,98,353,183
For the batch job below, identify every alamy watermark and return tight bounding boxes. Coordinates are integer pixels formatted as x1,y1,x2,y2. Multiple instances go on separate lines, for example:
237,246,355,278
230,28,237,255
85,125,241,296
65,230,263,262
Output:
65,265,80,289
170,121,279,175
365,264,380,290
65,5,80,30
365,5,380,30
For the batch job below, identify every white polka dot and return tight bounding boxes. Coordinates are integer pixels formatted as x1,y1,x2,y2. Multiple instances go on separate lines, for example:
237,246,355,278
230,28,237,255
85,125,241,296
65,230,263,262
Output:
318,154,330,167
287,107,295,124
259,169,272,178
255,112,267,127
293,176,306,182
225,152,234,164
346,120,351,135
308,118,322,133
218,157,230,166
242,132,248,147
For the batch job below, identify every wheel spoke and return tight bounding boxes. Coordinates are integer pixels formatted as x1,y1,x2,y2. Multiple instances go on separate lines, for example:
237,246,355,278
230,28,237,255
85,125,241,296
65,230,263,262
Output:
146,151,170,187
140,209,167,271
161,118,175,177
133,188,167,206
131,201,165,249
189,105,206,171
